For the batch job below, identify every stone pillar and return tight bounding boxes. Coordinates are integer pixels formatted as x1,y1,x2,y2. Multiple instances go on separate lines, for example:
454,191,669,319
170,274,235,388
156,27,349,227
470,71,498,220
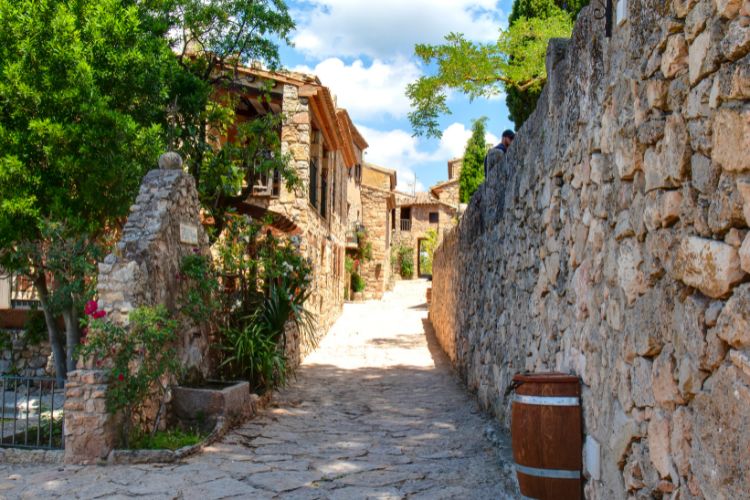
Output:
63,370,117,464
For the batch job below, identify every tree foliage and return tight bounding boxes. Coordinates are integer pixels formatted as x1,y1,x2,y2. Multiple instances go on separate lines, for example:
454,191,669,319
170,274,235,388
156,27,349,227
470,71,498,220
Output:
407,0,580,135
459,118,489,203
0,0,298,380
0,0,176,379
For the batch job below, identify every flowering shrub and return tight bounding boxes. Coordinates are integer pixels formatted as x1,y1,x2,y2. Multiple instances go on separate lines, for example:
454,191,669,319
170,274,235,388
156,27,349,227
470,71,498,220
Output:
78,302,181,447
212,215,316,391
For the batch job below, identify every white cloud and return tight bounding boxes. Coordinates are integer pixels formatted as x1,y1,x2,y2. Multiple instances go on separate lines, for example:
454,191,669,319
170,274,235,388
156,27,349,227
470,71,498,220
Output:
293,58,420,121
356,122,500,191
292,0,506,60
357,125,427,192
433,122,499,160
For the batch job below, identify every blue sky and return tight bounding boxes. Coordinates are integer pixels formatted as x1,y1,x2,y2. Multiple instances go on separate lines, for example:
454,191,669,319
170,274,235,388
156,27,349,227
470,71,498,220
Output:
278,0,515,191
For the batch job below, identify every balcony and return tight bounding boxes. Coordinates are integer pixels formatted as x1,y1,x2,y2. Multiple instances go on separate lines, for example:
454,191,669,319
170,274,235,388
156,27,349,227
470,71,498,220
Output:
400,219,412,232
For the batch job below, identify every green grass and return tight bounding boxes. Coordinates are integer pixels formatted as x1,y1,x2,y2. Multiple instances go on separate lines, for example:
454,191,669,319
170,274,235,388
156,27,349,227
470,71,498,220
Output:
131,429,204,450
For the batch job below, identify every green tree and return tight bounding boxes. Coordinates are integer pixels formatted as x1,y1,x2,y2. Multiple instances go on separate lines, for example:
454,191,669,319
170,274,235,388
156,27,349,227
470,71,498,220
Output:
407,0,579,135
419,229,439,276
459,118,490,203
0,0,176,379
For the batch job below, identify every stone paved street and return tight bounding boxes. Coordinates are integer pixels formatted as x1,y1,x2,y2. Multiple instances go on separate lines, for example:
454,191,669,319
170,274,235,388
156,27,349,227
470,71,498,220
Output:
0,280,517,499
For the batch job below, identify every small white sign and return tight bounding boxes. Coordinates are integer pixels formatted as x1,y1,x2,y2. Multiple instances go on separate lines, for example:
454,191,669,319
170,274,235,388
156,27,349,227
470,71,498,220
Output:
179,223,199,245
617,0,628,26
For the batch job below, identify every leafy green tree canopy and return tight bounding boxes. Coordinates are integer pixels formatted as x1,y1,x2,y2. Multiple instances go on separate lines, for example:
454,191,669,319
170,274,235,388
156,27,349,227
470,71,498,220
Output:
407,0,577,136
459,118,489,203
0,0,177,378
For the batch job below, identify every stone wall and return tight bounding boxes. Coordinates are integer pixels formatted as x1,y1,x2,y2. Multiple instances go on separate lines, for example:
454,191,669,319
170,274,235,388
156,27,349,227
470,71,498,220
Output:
65,155,213,464
430,3,750,498
361,184,394,299
63,370,117,464
0,330,52,377
274,84,348,346
394,202,457,278
97,156,211,377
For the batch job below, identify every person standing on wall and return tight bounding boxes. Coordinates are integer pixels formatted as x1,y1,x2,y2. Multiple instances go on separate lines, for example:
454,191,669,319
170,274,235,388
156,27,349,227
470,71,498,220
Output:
484,129,515,178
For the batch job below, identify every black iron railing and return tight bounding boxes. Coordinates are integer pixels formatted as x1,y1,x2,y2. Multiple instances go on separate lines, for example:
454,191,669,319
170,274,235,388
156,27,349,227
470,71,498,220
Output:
0,376,64,450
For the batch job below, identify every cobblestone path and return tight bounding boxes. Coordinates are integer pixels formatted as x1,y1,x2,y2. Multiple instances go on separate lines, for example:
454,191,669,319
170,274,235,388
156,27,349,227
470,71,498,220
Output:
0,280,517,499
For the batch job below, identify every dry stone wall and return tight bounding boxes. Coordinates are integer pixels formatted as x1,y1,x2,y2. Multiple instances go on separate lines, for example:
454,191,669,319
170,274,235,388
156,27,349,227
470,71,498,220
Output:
97,155,211,377
430,2,750,498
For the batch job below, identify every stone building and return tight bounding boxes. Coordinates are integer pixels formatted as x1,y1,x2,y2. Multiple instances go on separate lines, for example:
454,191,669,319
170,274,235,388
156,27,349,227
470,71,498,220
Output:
222,66,369,341
393,191,457,278
358,164,397,299
430,158,462,210
0,272,38,329
430,3,750,499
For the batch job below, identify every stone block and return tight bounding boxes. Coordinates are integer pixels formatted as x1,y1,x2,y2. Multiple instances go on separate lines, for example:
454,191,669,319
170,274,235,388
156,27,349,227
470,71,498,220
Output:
741,233,750,272
708,174,746,233
738,179,750,224
716,0,742,17
609,404,641,465
618,239,648,304
689,21,724,85
690,154,719,193
660,35,689,78
632,357,656,407
685,0,714,41
691,364,750,497
712,53,750,103
644,116,689,192
675,0,699,17
712,283,750,347
647,411,674,478
652,346,685,408
646,79,668,110
721,16,750,62
672,236,746,298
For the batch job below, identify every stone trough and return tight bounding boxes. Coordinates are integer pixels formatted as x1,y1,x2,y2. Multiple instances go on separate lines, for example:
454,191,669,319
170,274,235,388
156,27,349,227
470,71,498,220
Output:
172,381,255,432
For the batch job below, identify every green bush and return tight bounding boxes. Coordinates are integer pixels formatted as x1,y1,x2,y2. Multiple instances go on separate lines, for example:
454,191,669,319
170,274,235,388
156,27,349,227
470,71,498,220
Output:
397,246,414,279
351,273,366,293
212,215,316,392
79,305,181,448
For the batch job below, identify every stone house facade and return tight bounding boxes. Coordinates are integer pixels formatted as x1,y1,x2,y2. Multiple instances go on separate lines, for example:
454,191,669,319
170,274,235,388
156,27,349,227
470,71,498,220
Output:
359,164,397,299
224,66,369,342
393,191,457,278
430,3,750,499
430,158,462,210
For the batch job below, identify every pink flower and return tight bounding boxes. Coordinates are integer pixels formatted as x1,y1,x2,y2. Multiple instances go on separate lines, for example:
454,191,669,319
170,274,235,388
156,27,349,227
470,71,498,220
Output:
84,301,98,316
117,373,125,382
92,310,107,319
81,327,89,338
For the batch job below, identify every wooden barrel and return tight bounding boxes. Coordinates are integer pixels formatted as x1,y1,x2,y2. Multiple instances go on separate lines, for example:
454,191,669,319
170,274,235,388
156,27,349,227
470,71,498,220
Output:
511,373,582,500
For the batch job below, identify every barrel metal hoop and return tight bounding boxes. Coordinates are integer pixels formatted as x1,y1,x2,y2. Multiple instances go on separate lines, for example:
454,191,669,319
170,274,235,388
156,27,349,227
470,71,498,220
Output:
514,463,581,480
513,394,579,406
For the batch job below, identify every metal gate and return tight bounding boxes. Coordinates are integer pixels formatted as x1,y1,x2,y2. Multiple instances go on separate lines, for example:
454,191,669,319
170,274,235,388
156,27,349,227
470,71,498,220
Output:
0,376,64,450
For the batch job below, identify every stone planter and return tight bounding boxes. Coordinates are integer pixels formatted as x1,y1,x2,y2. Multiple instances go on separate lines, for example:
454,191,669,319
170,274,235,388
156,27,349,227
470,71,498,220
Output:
352,292,365,302
172,381,254,432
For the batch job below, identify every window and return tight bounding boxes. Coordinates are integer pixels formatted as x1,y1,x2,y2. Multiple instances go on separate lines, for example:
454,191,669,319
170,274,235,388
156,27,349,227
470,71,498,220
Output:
321,166,328,219
310,158,318,208
391,209,396,230
429,212,439,224
251,167,281,198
